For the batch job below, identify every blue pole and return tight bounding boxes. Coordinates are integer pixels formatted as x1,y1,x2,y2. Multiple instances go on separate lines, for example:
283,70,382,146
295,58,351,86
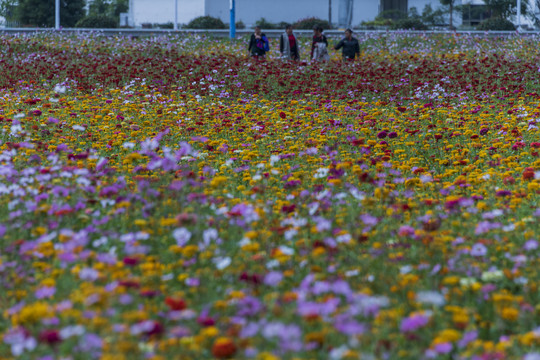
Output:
230,0,236,39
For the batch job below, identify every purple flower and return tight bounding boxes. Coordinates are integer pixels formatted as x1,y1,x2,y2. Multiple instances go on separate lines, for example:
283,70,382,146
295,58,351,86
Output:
470,243,487,257
240,322,259,338
524,240,538,251
236,296,264,317
264,271,283,287
360,214,378,226
314,217,331,232
475,221,501,235
377,131,388,139
185,278,200,287
458,331,478,348
79,333,102,352
334,319,366,335
79,268,99,282
400,313,429,332
35,286,56,299
0,224,5,238
434,342,452,354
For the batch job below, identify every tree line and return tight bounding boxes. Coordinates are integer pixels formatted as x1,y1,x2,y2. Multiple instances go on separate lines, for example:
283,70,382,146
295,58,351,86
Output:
0,0,128,28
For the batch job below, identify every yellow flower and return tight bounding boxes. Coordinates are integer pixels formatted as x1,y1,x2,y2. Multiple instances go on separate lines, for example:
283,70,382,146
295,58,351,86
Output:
16,302,51,325
501,307,519,322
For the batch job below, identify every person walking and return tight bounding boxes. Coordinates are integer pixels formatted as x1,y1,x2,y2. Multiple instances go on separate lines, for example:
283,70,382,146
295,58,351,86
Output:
311,25,329,61
280,24,300,61
334,29,360,61
248,26,270,60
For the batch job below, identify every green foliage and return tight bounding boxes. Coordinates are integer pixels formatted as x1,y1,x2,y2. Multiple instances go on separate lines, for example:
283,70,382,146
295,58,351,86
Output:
390,18,429,30
0,0,17,23
255,17,278,29
477,17,516,30
186,16,226,29
235,20,245,29
293,17,332,30
378,9,408,21
156,22,173,29
364,7,432,30
16,0,85,27
422,4,445,26
75,14,117,28
88,0,128,18
483,0,528,19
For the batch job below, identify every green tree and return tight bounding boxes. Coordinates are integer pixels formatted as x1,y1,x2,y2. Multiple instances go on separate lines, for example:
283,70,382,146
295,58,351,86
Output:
16,0,85,27
88,0,128,18
439,0,458,29
483,0,529,19
0,0,17,25
422,4,445,26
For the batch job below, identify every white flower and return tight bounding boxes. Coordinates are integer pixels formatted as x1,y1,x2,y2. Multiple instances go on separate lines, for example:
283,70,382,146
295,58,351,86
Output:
336,234,352,243
54,84,67,93
284,229,297,240
59,325,85,339
416,291,445,307
172,228,191,246
270,155,280,166
313,167,329,179
278,245,294,255
214,257,231,270
481,270,504,282
238,237,251,247
72,125,85,131
203,228,218,245
330,345,349,360
122,142,135,149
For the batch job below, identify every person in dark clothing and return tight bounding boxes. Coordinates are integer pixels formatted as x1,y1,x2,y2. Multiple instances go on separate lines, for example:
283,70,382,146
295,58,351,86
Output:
334,29,360,61
311,25,328,60
280,24,300,61
248,26,270,59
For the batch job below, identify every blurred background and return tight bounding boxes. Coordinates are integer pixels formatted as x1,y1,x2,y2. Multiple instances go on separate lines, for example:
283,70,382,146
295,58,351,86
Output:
0,0,539,31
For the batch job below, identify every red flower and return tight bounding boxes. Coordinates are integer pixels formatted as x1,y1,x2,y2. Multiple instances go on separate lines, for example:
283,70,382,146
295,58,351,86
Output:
165,297,187,311
123,257,139,266
279,111,286,119
523,170,535,181
38,329,62,345
211,337,237,359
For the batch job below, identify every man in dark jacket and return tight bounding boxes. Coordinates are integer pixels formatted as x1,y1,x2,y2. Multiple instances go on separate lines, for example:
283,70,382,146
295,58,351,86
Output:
248,26,270,59
334,29,360,61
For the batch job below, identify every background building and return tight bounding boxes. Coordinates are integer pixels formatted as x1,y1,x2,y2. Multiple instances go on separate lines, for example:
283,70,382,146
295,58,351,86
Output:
133,0,533,29
130,0,439,28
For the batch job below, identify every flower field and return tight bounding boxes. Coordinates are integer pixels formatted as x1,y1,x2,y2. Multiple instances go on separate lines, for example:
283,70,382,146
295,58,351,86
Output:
0,32,539,359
